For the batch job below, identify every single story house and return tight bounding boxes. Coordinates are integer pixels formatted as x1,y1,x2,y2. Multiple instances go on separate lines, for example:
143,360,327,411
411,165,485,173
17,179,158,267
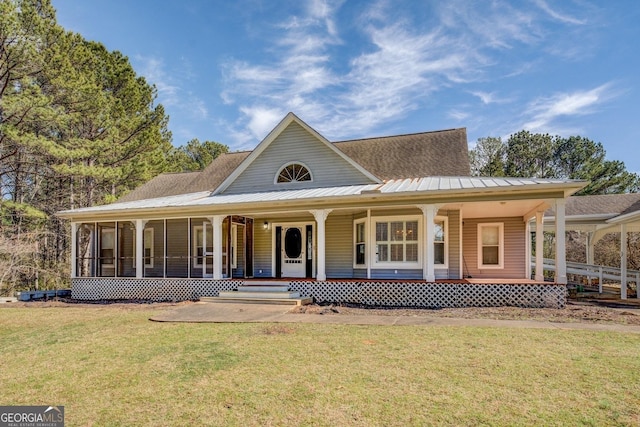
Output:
57,113,587,307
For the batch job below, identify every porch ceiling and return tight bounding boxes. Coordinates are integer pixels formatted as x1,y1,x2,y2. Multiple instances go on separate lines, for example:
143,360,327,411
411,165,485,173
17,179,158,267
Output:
446,199,548,219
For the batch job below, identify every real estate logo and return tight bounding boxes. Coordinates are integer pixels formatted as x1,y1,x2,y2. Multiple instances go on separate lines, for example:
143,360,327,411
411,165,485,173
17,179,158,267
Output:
0,406,64,427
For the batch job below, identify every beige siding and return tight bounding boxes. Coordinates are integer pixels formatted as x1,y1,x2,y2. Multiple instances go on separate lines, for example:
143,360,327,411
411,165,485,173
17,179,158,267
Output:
224,122,376,194
254,220,274,277
326,214,354,278
462,217,526,279
436,211,461,279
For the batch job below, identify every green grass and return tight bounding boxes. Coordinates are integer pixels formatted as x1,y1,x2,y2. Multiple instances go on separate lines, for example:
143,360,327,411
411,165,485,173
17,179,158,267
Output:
1,306,639,426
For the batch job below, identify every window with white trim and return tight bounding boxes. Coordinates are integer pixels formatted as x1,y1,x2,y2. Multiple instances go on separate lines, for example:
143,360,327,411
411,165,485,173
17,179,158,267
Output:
275,162,312,183
133,228,154,268
354,219,366,267
434,218,447,267
375,218,419,266
478,223,504,269
193,225,212,268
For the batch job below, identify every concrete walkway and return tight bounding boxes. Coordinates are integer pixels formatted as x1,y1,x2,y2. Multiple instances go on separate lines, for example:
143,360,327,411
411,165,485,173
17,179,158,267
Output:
150,302,640,334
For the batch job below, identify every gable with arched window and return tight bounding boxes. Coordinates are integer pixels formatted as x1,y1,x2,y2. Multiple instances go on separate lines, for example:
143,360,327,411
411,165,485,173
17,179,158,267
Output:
275,162,313,184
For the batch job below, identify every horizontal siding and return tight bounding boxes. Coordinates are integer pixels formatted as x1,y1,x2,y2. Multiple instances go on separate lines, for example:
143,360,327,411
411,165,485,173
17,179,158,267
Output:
224,122,375,194
371,269,423,280
462,217,526,279
326,214,354,278
254,221,273,277
447,210,461,280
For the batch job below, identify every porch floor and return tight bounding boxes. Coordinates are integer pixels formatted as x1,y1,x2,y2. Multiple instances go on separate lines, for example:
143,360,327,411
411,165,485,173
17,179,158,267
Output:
243,278,552,285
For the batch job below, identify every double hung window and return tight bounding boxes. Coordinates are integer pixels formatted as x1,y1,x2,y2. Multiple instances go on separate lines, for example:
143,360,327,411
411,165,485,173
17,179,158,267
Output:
478,223,504,269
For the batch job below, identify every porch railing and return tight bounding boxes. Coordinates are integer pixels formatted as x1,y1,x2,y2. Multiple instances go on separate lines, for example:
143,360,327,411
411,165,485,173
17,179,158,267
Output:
532,257,640,297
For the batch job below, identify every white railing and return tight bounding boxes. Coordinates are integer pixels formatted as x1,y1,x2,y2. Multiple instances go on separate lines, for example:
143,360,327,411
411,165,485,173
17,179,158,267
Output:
532,258,640,298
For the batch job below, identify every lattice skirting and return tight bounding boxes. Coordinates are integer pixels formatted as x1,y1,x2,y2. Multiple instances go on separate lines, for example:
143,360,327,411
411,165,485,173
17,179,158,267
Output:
72,278,566,308
72,278,243,301
289,281,566,309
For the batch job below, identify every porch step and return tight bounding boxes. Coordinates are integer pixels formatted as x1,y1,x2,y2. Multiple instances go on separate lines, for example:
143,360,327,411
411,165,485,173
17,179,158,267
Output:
219,290,300,299
237,286,290,293
200,296,312,306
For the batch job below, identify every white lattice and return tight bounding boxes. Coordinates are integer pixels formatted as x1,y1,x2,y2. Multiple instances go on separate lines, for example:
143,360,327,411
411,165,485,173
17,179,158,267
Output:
72,278,242,301
72,278,566,308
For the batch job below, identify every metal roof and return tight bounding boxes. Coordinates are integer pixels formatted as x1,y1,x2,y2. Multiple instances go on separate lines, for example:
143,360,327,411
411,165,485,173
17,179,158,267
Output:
58,176,585,218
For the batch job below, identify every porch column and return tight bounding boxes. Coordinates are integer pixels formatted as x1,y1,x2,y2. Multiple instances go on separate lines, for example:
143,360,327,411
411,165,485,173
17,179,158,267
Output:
70,222,77,278
366,209,372,280
620,223,628,299
585,232,594,286
554,199,567,285
135,219,148,278
311,209,332,281
535,211,545,282
211,215,225,280
419,205,438,282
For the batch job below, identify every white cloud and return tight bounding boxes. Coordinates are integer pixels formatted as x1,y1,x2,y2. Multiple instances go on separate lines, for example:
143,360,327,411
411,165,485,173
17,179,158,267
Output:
448,109,470,121
522,83,615,132
220,0,601,145
470,91,512,105
533,0,586,25
239,106,285,141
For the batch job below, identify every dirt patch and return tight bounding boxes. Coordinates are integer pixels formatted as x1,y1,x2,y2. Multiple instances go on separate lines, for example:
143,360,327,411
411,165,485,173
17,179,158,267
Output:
3,298,640,326
0,298,193,311
290,301,640,326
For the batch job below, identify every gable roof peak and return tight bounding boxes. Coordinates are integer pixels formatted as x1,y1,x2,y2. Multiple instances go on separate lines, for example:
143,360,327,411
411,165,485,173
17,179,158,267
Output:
211,112,381,195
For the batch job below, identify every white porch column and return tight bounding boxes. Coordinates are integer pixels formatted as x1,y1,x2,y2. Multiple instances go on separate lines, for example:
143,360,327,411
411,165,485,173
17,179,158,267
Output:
586,232,594,286
620,223,628,300
310,209,332,281
366,209,372,280
419,205,438,282
135,219,148,278
554,199,567,285
211,215,225,280
535,211,545,282
70,222,78,278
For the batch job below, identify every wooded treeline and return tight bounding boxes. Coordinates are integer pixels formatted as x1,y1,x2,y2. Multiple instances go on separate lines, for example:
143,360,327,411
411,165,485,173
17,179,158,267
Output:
0,0,226,294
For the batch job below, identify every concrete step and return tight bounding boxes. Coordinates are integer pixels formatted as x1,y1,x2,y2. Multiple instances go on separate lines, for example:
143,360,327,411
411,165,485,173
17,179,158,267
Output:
243,280,292,287
237,285,289,293
200,296,312,306
219,290,300,299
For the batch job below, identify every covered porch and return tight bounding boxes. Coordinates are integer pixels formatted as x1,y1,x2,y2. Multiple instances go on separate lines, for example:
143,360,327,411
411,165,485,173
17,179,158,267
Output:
59,176,587,308
70,277,565,308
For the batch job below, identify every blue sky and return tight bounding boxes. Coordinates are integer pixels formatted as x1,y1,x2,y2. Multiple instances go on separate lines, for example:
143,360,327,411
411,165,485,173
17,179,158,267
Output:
53,0,640,173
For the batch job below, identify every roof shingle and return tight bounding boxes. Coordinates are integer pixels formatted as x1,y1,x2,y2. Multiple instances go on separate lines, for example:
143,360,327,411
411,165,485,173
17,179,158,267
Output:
118,127,469,202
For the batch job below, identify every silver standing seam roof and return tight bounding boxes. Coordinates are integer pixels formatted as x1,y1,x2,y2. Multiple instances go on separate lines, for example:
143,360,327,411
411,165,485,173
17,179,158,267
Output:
58,176,585,217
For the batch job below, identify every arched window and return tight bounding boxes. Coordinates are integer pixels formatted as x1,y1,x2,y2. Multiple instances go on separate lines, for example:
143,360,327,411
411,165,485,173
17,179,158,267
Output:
275,162,312,183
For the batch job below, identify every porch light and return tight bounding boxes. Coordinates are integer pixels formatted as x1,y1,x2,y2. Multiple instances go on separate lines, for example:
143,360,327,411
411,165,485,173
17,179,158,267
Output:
263,221,269,230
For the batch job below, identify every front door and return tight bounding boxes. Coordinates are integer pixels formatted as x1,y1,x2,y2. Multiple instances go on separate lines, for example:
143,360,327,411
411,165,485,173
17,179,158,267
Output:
281,226,306,278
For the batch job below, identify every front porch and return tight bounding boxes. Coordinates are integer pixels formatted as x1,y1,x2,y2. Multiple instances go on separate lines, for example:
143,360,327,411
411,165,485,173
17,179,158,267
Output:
71,277,566,308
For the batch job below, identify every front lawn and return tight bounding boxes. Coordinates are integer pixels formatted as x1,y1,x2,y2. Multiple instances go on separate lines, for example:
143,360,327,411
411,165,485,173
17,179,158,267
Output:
1,305,638,426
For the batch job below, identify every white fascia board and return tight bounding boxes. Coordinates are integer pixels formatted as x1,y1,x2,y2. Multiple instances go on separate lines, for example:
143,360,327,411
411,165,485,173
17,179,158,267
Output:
606,209,640,225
